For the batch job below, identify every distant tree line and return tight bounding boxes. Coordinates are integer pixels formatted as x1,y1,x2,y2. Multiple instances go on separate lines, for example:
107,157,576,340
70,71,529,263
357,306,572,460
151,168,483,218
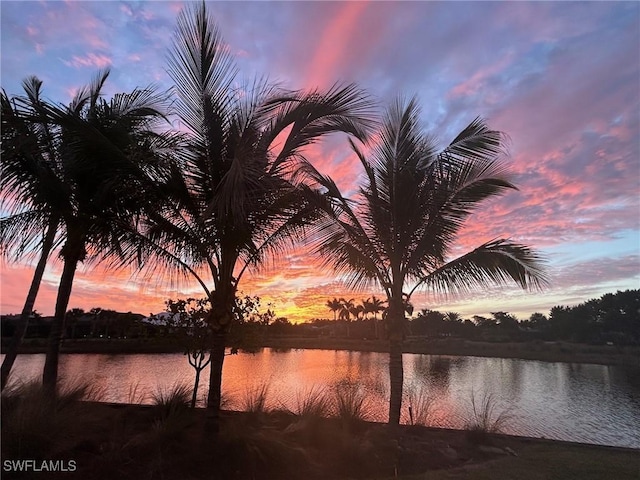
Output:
0,308,145,340
405,289,639,345
4,289,636,348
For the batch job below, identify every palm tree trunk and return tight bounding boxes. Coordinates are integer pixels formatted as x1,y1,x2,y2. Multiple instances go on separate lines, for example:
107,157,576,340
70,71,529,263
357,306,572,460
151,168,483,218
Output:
205,331,227,434
207,332,226,410
1,218,57,391
42,245,83,394
373,315,379,340
387,294,405,425
388,336,404,424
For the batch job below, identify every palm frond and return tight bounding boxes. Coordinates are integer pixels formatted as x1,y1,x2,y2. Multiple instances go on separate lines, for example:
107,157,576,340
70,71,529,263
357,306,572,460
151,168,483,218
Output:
69,68,110,115
412,239,549,296
166,1,237,139
260,83,376,171
439,116,508,166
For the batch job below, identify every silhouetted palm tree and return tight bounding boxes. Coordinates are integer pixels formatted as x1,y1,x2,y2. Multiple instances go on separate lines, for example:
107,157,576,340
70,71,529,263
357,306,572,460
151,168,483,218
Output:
1,79,67,389
362,298,374,319
21,70,173,392
134,3,374,425
445,311,461,322
309,97,548,424
326,298,342,321
365,295,386,339
338,298,355,338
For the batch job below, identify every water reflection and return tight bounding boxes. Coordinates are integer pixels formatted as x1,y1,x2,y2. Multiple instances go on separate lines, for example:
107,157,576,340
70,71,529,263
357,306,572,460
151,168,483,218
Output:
3,350,639,448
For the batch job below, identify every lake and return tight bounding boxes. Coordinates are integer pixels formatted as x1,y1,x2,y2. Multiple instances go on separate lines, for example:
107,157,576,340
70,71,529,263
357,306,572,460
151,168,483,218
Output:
3,349,639,448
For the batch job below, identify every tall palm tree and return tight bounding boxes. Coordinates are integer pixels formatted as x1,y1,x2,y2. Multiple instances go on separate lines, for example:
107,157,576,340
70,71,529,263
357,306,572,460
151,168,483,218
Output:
309,97,548,424
326,298,342,321
27,70,173,392
133,3,375,424
1,79,66,390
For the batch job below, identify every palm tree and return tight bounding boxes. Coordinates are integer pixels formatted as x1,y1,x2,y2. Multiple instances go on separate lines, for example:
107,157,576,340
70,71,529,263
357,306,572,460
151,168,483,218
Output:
29,70,172,392
338,298,355,338
365,295,386,339
326,298,342,321
362,298,374,319
1,79,66,390
351,303,365,320
310,97,548,424
445,311,461,323
133,3,374,425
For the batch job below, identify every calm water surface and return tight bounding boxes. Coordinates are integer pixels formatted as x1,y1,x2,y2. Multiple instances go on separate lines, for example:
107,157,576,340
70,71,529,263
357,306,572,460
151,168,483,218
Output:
4,349,639,448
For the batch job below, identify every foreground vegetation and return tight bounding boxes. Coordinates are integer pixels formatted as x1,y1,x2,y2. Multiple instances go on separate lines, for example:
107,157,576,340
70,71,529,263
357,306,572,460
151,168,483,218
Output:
2,382,637,480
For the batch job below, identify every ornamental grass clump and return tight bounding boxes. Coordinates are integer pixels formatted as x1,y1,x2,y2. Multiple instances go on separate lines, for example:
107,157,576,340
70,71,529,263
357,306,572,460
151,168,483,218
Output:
242,382,271,414
1,378,100,459
290,385,333,418
150,382,191,419
334,380,372,424
465,390,514,444
403,381,436,426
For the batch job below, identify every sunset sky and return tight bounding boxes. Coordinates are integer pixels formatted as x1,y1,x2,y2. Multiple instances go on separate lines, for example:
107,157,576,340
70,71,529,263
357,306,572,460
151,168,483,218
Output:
1,1,638,323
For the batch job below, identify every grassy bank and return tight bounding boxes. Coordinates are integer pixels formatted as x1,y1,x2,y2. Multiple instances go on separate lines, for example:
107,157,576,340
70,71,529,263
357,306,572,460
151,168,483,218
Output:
2,383,638,480
3,336,639,366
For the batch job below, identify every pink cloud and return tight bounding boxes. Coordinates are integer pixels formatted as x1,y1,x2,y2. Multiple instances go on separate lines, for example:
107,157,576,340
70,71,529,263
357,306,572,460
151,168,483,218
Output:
304,1,369,88
448,52,515,99
63,53,113,69
120,4,133,17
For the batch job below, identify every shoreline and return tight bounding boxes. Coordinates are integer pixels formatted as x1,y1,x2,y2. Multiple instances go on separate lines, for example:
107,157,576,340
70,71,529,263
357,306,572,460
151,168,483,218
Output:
3,336,639,366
